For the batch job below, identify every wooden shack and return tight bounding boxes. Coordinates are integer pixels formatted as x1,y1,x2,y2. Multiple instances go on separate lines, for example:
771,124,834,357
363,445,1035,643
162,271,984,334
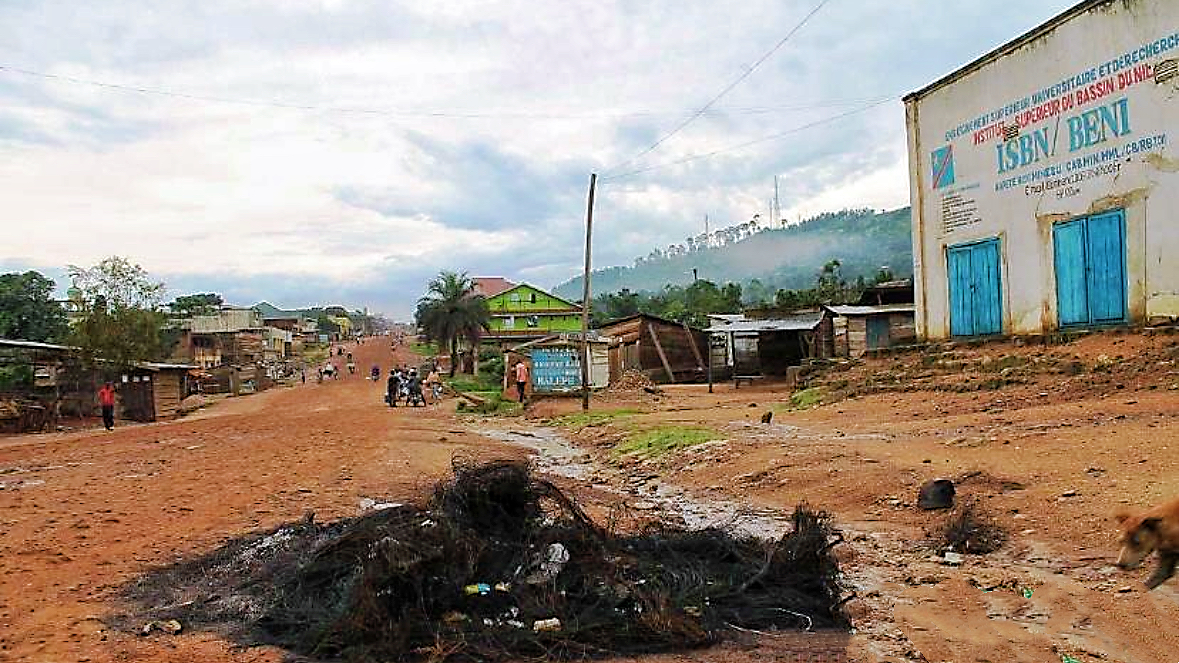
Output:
596,314,709,384
706,313,823,381
0,339,193,426
821,304,917,358
117,362,193,421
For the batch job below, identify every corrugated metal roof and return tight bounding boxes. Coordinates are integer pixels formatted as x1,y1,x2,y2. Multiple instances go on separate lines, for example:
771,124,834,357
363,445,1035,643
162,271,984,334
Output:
472,277,516,298
825,304,916,316
136,362,196,371
597,312,705,332
0,338,76,351
706,312,822,333
0,339,194,369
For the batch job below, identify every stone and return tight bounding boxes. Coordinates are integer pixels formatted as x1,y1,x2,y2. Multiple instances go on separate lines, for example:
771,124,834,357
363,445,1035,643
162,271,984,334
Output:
917,478,955,510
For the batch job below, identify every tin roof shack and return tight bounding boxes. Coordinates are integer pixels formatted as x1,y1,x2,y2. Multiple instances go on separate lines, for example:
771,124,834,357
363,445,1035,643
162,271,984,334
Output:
905,1,1179,340
503,333,610,401
116,362,192,422
0,339,74,432
822,304,917,358
0,339,193,430
706,313,822,381
596,314,708,384
484,284,583,347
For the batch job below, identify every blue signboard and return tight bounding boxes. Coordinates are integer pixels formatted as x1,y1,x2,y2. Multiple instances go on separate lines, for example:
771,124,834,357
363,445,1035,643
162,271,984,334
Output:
531,347,581,392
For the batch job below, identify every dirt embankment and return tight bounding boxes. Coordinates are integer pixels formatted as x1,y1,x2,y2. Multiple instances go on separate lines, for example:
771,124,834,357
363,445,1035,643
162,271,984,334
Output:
533,331,1179,662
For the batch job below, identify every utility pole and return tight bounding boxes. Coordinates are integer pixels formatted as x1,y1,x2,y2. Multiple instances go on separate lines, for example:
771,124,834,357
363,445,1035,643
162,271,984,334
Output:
704,214,709,236
579,173,597,411
774,175,781,226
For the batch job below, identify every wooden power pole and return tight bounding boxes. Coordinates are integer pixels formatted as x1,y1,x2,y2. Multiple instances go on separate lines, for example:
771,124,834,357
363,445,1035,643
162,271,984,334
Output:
579,173,597,411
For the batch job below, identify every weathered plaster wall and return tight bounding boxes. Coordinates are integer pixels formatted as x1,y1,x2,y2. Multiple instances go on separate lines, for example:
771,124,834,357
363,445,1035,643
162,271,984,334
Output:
906,0,1178,338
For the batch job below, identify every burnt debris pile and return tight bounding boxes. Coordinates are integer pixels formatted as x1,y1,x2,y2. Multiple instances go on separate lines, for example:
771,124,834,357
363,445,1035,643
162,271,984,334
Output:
126,460,848,661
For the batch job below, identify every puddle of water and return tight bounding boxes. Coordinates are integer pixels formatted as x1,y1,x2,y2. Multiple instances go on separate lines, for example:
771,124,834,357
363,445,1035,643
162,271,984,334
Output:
480,426,789,540
480,429,597,480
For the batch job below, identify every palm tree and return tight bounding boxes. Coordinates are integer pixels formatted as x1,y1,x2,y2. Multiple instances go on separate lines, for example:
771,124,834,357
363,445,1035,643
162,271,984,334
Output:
415,271,490,377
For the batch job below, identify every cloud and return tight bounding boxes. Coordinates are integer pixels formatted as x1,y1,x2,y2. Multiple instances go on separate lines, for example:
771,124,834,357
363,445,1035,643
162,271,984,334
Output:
0,0,1080,317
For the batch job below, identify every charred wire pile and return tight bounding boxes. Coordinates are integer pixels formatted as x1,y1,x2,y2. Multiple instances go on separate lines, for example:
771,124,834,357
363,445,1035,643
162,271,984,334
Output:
936,500,1008,554
125,460,847,661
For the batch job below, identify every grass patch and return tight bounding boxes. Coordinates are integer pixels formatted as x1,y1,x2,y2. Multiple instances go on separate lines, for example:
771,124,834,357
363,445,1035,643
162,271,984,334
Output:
553,408,640,428
784,387,824,411
446,375,502,393
613,426,718,460
410,341,439,356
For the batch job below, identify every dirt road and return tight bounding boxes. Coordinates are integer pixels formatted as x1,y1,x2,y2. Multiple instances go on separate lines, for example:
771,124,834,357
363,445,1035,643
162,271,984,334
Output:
2,331,1177,662
0,340,530,662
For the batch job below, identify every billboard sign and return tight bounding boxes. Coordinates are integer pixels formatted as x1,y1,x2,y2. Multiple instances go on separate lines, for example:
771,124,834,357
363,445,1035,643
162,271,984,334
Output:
531,347,581,393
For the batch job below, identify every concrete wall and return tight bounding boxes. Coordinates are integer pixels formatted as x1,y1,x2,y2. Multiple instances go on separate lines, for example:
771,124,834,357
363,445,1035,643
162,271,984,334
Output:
906,1,1179,339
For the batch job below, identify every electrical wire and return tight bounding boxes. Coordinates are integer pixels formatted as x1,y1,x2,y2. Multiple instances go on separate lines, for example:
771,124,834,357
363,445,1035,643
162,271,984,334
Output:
601,0,834,177
0,63,880,121
600,97,893,182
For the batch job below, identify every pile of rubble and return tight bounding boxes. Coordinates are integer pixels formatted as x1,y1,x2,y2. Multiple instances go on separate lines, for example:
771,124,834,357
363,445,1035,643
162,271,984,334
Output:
608,369,662,394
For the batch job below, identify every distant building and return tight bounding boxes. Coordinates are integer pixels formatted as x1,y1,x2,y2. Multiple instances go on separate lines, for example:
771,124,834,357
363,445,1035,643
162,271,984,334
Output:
482,283,582,348
172,306,291,367
905,0,1179,338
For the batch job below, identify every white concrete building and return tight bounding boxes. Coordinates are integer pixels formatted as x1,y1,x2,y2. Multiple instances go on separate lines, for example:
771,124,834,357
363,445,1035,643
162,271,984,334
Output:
905,0,1178,339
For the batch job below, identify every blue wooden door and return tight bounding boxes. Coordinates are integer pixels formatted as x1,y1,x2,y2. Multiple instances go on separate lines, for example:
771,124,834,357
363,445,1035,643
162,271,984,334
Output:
866,315,889,349
1054,211,1126,327
948,245,974,337
947,239,1002,337
1054,219,1089,326
1085,212,1126,323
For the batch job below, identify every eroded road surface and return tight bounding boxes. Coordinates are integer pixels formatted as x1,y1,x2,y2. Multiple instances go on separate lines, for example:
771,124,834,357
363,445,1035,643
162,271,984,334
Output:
2,332,1178,663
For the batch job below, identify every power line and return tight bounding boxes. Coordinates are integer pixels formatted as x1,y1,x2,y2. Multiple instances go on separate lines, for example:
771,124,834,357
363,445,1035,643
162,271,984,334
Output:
0,63,880,121
600,97,892,182
601,0,834,177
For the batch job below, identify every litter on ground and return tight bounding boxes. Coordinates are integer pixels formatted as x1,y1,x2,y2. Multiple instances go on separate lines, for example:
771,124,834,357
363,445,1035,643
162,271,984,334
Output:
123,459,849,661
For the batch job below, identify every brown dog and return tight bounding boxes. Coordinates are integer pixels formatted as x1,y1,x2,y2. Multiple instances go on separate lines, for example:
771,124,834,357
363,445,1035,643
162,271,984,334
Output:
1116,497,1179,590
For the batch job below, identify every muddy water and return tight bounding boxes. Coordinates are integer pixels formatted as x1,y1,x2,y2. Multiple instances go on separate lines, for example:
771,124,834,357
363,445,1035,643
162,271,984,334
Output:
479,426,790,539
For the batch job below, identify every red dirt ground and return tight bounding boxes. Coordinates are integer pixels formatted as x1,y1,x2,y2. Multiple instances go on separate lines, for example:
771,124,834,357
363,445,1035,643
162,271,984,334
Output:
2,330,1177,662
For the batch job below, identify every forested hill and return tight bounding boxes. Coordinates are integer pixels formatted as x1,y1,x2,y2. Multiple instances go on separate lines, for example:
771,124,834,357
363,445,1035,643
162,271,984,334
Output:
555,207,913,299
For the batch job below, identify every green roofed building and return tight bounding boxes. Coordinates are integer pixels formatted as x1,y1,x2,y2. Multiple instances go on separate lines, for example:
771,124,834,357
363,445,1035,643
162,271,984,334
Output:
482,283,582,347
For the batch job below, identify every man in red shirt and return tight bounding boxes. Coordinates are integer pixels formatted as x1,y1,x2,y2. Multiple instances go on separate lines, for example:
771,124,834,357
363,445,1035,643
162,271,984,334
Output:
98,381,116,430
513,360,529,404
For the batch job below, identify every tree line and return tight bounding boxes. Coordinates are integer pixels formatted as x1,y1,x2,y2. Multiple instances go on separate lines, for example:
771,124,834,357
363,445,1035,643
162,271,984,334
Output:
591,260,896,328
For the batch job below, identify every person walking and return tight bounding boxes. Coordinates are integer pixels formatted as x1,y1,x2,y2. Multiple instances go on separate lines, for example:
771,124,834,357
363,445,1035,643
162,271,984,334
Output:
423,366,442,404
98,381,117,430
386,368,401,407
513,360,529,403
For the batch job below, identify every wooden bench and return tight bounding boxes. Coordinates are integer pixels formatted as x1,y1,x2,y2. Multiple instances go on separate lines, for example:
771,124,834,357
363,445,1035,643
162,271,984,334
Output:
733,375,763,388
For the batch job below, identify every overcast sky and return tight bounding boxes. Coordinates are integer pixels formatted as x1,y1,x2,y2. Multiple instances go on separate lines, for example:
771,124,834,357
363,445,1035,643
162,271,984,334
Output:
0,0,1077,318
